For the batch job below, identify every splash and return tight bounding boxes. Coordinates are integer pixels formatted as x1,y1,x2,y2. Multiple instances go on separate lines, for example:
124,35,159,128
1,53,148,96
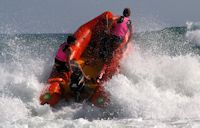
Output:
186,22,200,47
107,47,200,120
0,27,200,127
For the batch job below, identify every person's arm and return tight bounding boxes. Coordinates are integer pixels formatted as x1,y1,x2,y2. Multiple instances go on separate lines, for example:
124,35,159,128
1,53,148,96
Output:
127,20,133,42
65,48,72,72
110,17,118,32
78,64,90,80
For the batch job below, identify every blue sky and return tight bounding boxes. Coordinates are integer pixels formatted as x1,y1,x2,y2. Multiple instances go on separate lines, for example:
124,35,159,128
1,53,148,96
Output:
0,0,200,33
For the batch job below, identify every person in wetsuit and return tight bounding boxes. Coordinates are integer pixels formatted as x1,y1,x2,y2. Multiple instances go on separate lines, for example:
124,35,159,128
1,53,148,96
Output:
69,60,91,102
100,8,133,60
54,35,76,73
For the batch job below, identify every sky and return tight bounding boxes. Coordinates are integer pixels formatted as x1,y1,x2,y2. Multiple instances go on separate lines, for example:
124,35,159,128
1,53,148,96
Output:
0,0,200,33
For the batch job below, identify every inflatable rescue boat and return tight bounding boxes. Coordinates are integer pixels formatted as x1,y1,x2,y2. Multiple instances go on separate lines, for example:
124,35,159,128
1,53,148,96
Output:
39,11,131,107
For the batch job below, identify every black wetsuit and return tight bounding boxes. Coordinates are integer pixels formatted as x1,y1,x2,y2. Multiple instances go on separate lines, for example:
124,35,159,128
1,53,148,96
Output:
54,58,70,72
69,62,85,102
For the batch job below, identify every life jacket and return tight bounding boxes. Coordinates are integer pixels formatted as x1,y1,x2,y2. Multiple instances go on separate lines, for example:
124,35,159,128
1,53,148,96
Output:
55,42,70,62
112,16,130,38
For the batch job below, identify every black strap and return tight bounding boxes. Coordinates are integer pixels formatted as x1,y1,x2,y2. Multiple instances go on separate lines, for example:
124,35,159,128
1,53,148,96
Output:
117,16,124,24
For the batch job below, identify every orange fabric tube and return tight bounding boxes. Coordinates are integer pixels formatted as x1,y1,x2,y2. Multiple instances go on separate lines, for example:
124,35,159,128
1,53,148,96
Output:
71,11,113,60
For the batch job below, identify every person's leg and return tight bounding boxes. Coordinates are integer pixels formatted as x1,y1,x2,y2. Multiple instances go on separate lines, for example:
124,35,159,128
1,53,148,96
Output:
99,36,111,60
74,91,81,102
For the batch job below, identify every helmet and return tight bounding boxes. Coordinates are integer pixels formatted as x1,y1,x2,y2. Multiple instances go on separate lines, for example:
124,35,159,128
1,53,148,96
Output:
67,35,76,44
123,8,131,17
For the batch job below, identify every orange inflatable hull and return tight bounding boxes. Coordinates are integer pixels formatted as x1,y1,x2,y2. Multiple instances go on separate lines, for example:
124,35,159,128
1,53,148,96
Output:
39,11,131,107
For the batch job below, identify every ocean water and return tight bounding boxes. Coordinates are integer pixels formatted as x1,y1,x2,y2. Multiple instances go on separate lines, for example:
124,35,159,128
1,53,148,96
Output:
0,22,200,128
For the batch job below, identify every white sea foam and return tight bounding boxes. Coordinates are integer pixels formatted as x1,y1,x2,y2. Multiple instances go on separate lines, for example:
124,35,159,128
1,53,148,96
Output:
186,22,200,46
107,47,200,121
0,29,200,127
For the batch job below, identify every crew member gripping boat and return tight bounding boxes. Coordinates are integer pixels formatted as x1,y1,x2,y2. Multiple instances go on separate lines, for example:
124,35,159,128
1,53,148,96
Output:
39,10,133,107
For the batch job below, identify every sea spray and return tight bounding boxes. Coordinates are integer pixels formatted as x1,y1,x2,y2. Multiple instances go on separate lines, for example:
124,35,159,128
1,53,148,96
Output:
107,47,200,120
0,24,200,127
